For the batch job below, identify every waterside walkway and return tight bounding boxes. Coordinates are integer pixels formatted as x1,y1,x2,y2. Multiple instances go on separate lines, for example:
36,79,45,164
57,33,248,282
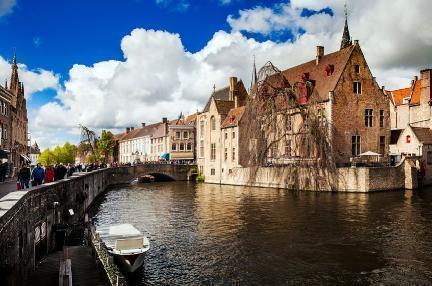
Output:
30,246,106,286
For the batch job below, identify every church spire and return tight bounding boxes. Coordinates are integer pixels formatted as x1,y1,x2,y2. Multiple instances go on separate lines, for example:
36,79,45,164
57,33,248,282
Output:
10,53,20,93
250,55,258,90
340,4,352,50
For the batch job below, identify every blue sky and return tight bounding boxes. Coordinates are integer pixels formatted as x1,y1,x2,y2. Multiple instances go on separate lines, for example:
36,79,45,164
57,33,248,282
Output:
0,0,430,149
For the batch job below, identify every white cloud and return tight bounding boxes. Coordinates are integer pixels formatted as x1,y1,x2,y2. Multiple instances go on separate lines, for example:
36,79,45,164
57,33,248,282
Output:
0,0,16,17
0,56,60,98
29,0,432,149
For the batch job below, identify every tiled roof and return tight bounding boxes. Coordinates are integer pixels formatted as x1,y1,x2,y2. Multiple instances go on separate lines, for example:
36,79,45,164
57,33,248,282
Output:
412,127,432,144
214,99,235,116
390,129,402,145
203,86,230,112
221,106,245,128
172,113,197,126
118,122,163,141
280,45,355,101
113,132,127,141
389,79,422,106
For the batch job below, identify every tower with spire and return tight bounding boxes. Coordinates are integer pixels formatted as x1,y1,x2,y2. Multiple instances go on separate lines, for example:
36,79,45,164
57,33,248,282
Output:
340,4,352,50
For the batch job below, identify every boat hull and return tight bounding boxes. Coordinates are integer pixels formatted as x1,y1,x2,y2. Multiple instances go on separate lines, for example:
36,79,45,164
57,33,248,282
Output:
113,252,146,273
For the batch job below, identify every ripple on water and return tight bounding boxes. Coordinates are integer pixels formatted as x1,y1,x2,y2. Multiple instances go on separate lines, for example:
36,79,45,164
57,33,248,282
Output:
91,182,432,285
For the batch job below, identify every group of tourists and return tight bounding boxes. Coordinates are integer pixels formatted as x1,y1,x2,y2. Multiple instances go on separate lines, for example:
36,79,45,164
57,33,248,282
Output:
16,163,80,189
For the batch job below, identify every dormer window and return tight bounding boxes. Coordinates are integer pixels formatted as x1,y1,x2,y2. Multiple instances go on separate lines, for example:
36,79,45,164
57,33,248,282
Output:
402,97,410,104
354,65,360,74
325,64,334,76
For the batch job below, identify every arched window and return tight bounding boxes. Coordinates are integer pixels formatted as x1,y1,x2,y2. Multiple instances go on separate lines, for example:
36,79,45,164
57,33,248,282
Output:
180,143,185,151
210,116,216,131
171,144,177,151
187,143,192,151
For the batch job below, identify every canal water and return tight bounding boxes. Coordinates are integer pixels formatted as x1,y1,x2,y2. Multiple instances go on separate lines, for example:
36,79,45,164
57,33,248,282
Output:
92,182,432,285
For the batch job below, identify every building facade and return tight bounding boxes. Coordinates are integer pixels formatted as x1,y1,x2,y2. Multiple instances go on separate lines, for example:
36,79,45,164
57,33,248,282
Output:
168,114,196,163
29,142,41,166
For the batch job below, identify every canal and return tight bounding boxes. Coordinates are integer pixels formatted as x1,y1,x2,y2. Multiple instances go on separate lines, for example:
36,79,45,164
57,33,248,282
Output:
92,182,432,285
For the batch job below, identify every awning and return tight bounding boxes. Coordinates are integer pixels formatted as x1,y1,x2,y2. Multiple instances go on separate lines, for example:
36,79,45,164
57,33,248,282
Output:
20,154,31,163
0,150,9,159
160,153,170,160
359,151,381,156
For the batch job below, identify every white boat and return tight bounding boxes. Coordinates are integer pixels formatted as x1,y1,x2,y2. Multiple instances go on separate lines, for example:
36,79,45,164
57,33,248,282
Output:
96,223,150,272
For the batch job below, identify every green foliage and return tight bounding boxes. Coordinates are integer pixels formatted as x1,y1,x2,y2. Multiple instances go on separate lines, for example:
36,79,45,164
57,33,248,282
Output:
97,130,115,163
196,173,205,182
37,142,78,166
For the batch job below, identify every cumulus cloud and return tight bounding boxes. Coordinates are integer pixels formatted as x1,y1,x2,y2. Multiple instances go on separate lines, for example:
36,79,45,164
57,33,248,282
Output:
30,0,432,148
0,0,16,17
0,56,60,98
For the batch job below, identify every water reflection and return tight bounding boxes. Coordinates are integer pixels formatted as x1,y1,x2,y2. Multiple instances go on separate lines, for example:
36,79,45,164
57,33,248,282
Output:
92,183,432,285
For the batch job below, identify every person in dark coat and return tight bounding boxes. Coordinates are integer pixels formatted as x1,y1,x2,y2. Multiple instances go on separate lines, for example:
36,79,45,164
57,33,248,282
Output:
31,163,45,186
18,164,31,189
0,162,7,182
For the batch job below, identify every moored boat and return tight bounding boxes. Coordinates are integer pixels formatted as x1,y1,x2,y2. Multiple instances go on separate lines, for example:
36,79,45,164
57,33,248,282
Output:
96,224,150,272
138,175,155,183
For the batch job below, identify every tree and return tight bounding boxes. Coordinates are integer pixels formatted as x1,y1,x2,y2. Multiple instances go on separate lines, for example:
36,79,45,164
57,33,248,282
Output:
37,143,78,166
97,130,115,163
39,148,56,166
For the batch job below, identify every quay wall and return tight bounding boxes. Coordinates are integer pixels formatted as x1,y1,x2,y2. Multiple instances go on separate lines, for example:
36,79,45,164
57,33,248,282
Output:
216,159,418,192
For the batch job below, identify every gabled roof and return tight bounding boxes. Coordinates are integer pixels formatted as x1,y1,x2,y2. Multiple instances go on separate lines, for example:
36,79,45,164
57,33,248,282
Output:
214,99,234,116
221,106,245,128
118,122,163,141
390,129,403,145
280,45,356,101
203,86,230,113
389,79,422,106
113,132,127,141
411,127,432,144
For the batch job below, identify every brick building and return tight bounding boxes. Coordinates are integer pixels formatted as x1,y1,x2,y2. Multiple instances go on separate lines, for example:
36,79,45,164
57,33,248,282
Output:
262,16,390,166
0,55,29,174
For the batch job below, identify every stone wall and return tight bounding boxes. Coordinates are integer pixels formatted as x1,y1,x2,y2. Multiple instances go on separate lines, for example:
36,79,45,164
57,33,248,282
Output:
219,159,417,192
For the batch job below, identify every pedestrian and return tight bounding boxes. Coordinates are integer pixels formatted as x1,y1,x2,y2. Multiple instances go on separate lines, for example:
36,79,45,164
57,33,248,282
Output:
44,165,55,183
66,163,75,177
31,163,45,186
17,164,31,189
58,163,67,179
0,161,7,182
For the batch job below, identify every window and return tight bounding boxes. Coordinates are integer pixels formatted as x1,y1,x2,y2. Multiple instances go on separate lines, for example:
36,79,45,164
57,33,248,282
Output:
353,81,362,94
232,131,236,139
211,168,215,176
232,147,236,161
224,148,228,161
287,115,292,131
284,139,291,157
406,135,411,143
427,152,432,165
199,166,204,174
187,143,192,151
365,109,373,127
352,135,361,156
354,65,360,73
176,132,181,139
225,132,228,140
379,110,384,128
211,143,216,160
180,143,185,151
200,140,204,157
183,131,189,139
200,120,205,138
210,116,216,131
171,144,177,151
379,136,385,155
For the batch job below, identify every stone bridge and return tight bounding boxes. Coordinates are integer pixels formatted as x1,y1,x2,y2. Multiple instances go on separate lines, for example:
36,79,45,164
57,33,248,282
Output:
112,164,198,182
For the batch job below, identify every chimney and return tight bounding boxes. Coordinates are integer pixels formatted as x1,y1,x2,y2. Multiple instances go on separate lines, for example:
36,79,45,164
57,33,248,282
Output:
354,40,359,46
411,80,415,86
229,77,238,101
162,117,168,135
141,122,146,127
381,86,385,91
130,127,134,131
234,96,238,108
162,117,168,124
316,46,324,65
414,76,418,81
420,69,431,101
126,127,130,133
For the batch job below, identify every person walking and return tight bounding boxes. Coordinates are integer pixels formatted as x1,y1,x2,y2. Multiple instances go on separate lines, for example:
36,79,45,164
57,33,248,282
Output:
17,164,31,189
31,163,45,186
44,165,55,183
0,161,7,182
